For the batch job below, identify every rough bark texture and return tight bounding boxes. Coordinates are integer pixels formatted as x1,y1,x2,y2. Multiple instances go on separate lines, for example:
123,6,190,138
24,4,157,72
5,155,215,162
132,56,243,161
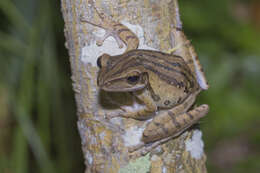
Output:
60,0,207,172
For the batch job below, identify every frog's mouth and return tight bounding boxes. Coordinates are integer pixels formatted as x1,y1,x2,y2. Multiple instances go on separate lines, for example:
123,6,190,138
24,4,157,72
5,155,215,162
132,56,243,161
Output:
100,83,146,92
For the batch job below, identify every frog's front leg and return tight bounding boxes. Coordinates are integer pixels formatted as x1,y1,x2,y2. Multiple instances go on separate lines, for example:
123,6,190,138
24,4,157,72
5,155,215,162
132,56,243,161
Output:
106,88,157,120
80,15,124,49
129,104,209,156
80,5,139,52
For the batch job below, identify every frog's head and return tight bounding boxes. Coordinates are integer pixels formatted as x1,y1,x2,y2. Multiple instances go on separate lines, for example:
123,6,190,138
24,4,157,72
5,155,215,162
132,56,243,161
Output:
96,53,148,92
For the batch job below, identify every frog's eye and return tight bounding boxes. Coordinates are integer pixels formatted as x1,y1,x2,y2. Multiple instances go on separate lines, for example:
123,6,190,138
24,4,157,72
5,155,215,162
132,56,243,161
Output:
127,75,140,84
97,57,102,68
97,53,110,68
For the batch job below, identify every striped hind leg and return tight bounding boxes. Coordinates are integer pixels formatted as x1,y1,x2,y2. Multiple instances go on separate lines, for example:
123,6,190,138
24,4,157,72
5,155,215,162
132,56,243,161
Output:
129,104,209,156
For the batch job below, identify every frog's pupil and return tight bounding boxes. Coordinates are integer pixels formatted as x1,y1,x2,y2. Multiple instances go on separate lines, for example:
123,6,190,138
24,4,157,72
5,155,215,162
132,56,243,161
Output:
97,57,102,68
127,75,140,83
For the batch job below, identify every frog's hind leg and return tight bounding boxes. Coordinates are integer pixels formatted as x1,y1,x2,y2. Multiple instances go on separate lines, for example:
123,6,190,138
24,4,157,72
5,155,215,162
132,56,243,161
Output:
186,41,209,90
141,91,199,143
129,92,206,154
129,104,209,157
166,41,188,55
169,31,209,90
142,104,209,143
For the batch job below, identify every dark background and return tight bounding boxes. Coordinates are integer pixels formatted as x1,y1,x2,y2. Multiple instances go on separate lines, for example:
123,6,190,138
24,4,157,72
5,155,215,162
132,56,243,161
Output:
0,0,260,173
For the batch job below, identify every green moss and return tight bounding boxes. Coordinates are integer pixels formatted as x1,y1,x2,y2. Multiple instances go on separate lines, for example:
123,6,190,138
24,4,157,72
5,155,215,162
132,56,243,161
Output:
119,154,151,173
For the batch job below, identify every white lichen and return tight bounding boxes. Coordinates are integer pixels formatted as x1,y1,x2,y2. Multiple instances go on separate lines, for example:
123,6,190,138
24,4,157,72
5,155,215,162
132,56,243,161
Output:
185,130,204,159
99,131,106,140
151,154,159,161
85,150,93,165
162,166,167,173
122,101,145,113
77,120,89,145
81,21,157,66
123,125,144,147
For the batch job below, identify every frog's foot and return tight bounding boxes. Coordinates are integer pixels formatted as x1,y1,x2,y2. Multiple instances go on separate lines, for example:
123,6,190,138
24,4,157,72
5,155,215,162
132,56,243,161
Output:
80,14,124,48
166,40,189,54
96,30,124,48
105,110,125,120
80,14,101,27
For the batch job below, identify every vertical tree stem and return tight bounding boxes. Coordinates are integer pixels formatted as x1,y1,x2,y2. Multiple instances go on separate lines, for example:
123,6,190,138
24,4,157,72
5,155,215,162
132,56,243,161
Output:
60,0,207,172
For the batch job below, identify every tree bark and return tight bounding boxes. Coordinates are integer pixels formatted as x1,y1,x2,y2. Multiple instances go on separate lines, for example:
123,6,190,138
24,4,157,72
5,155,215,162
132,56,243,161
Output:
60,0,207,172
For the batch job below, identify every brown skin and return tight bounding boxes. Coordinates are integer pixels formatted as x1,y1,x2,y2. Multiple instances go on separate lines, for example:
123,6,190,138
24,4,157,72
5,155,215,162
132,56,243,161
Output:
97,50,208,145
81,4,209,154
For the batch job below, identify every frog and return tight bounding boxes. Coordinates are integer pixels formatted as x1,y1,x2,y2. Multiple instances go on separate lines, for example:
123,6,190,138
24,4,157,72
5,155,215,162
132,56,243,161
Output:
81,3,209,155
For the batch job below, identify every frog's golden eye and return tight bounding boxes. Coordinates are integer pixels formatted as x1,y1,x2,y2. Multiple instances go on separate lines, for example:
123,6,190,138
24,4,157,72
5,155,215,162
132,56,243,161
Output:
127,75,140,84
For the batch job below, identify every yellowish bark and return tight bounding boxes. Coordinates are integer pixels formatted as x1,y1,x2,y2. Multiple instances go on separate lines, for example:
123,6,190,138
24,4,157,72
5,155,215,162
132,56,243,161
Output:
60,0,207,172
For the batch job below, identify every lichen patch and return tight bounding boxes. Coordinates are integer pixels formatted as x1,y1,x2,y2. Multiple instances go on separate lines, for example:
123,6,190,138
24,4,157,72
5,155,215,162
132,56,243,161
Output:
123,126,144,147
185,130,204,159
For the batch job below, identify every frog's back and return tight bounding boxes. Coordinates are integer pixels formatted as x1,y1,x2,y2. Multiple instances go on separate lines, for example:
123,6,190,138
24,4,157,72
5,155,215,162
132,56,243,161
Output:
123,50,199,108
99,49,199,107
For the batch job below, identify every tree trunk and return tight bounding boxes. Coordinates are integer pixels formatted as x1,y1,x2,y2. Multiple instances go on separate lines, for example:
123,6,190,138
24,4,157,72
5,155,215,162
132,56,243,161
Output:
60,0,207,172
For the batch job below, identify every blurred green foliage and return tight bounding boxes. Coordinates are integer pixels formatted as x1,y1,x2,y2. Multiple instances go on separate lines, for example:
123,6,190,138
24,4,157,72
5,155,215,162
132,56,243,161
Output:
0,0,259,173
180,0,260,172
0,0,83,173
